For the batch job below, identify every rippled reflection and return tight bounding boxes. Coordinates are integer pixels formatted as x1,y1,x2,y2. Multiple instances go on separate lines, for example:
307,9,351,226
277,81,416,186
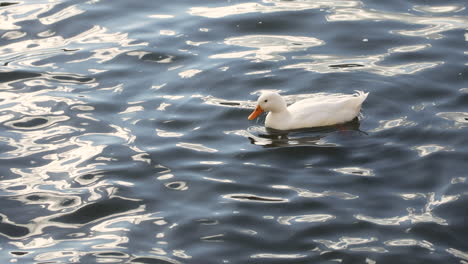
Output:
176,142,218,153
277,214,335,225
212,35,324,62
384,239,434,251
148,14,175,19
446,248,468,262
242,118,362,147
246,131,336,148
315,236,378,250
178,69,202,79
437,112,468,128
0,2,59,30
273,185,358,200
1,30,26,40
1,22,146,68
191,0,467,39
412,144,453,157
285,45,442,76
371,116,417,132
39,5,85,25
251,253,307,259
332,167,375,177
223,193,288,203
327,7,468,39
132,256,183,264
413,5,465,13
156,129,184,138
356,192,459,226
189,0,360,18
200,233,224,243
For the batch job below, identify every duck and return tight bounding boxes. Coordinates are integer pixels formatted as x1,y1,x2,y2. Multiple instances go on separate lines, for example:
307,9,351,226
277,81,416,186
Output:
248,90,369,130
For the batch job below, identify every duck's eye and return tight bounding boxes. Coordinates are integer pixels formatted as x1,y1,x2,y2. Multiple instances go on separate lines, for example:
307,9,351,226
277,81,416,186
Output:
264,99,268,103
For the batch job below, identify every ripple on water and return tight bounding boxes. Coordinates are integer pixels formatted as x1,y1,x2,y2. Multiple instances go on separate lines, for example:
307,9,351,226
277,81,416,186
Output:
223,193,288,203
277,214,336,225
437,112,468,128
384,239,435,251
272,185,359,200
188,0,360,18
211,35,324,62
178,69,202,79
412,144,453,157
326,6,468,39
412,5,465,14
314,236,379,251
0,2,19,7
12,192,81,211
0,71,41,84
1,30,26,40
446,248,468,262
132,256,183,264
164,181,188,191
354,194,451,226
370,116,417,132
176,142,218,153
283,46,443,76
332,167,375,177
49,73,94,84
51,197,143,225
4,115,70,130
0,214,30,238
250,253,307,260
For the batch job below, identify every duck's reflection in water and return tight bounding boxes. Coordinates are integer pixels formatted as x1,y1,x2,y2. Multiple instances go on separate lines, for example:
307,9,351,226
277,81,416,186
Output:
248,118,365,148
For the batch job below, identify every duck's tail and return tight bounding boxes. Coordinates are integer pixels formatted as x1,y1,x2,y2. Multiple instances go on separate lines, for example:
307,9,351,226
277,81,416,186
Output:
354,90,369,103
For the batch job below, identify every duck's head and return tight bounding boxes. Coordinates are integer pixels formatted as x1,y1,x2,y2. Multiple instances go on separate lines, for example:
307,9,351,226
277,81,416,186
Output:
248,92,287,120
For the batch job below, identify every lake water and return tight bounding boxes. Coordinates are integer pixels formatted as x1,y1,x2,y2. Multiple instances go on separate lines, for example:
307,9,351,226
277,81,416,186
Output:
0,0,467,263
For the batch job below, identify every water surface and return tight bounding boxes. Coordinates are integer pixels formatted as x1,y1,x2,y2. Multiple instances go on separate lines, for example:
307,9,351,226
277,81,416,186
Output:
0,0,467,263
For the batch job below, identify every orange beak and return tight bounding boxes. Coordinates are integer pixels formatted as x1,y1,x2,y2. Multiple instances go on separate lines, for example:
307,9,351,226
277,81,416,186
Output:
248,105,264,120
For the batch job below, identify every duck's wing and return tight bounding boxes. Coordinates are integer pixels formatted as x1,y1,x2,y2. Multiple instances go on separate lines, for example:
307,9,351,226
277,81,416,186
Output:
288,91,368,128
289,91,368,111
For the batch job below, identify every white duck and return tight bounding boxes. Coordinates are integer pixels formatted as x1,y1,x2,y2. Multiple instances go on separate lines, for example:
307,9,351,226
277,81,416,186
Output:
248,91,368,130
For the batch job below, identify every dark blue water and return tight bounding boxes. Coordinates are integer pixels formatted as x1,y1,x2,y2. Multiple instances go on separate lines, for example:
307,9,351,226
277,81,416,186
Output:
1,0,467,263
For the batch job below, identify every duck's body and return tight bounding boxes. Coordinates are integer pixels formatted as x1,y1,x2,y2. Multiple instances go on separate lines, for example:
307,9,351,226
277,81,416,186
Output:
248,91,368,130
